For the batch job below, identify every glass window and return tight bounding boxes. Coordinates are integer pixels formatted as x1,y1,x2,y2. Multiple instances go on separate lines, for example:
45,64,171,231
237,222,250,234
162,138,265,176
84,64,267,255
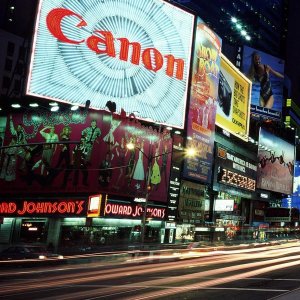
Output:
7,42,15,56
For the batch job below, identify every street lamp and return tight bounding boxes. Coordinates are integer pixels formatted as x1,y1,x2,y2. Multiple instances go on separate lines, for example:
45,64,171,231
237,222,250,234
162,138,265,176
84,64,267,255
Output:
126,141,196,248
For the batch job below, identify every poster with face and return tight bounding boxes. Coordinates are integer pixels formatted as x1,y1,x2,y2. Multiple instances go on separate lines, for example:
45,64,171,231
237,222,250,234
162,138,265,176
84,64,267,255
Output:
241,46,284,120
0,109,173,203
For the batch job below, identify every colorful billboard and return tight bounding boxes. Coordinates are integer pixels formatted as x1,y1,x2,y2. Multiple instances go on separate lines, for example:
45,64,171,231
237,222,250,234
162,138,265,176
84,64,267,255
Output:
216,54,251,141
257,128,294,195
183,17,222,183
241,46,284,120
0,110,173,203
26,0,195,129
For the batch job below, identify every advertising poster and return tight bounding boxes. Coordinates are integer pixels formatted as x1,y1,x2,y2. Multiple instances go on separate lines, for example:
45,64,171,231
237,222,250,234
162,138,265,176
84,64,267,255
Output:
257,128,294,195
216,54,251,141
26,0,195,129
241,46,284,120
178,180,206,223
183,17,222,183
0,110,172,203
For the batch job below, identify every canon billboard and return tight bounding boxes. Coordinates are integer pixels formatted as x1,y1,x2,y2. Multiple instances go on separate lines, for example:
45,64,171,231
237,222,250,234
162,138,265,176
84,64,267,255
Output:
26,0,195,128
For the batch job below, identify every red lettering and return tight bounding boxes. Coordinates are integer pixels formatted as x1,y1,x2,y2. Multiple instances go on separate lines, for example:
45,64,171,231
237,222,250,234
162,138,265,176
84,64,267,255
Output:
46,8,185,80
87,31,116,56
118,38,141,65
165,55,185,80
46,8,87,44
58,202,67,213
142,48,163,72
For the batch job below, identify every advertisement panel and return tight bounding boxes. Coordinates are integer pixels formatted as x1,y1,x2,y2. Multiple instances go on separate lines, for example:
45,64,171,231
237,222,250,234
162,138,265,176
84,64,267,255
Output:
257,128,294,194
241,46,284,120
282,161,300,209
215,143,257,192
216,54,251,141
26,0,195,129
0,110,172,203
178,180,206,224
183,17,222,183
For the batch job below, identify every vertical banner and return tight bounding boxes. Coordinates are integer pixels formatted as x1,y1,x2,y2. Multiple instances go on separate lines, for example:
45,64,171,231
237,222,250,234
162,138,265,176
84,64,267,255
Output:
242,46,284,120
257,128,294,195
183,17,222,183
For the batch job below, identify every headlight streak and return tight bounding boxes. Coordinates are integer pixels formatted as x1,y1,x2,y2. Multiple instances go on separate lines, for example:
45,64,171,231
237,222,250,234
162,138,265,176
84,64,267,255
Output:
1,245,300,298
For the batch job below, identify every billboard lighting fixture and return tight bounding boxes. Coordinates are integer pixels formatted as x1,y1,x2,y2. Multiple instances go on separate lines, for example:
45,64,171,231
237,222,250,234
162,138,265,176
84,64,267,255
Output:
231,17,237,23
50,106,59,112
236,23,242,29
241,30,247,36
11,104,21,108
29,103,39,107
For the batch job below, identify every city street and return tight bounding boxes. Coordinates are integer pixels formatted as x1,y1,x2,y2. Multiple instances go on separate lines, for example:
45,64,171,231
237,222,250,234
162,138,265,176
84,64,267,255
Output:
2,242,300,299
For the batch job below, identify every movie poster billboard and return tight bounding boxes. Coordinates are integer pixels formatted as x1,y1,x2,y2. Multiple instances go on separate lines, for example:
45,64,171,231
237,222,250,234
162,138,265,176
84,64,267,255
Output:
183,17,222,183
257,128,294,195
0,110,173,203
216,54,251,141
241,46,284,120
26,0,195,129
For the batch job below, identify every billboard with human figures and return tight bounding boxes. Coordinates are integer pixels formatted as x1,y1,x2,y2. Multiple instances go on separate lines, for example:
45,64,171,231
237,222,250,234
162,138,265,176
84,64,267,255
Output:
0,110,173,203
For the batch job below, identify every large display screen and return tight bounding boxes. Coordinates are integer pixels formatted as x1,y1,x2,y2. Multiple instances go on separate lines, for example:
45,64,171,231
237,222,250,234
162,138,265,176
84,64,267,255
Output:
241,46,284,120
183,17,222,183
26,0,195,129
257,128,294,195
215,144,257,192
216,54,251,141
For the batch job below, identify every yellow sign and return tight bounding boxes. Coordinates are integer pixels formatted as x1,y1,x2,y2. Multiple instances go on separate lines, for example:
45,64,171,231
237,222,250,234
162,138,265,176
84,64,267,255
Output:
216,54,251,141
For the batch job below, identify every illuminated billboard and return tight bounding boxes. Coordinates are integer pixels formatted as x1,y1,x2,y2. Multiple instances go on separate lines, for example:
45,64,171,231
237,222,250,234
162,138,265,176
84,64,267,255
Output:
257,128,294,195
26,0,195,129
183,17,222,183
241,46,284,120
216,54,251,141
0,110,173,203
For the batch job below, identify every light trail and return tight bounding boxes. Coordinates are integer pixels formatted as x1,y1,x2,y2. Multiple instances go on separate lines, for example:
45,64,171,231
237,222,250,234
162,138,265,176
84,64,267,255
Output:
2,243,300,299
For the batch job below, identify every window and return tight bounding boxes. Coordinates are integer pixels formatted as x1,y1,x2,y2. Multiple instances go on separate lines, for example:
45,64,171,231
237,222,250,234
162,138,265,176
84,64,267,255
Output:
7,42,15,56
14,79,21,92
16,62,24,75
4,58,13,72
19,46,26,61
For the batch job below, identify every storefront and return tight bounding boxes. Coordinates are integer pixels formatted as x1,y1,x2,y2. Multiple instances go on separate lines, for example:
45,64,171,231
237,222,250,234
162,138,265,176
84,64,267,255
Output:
0,196,167,252
212,142,258,242
176,180,209,243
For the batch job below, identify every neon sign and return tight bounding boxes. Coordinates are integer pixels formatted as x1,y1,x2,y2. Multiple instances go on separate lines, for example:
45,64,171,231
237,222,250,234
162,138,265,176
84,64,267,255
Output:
218,167,256,191
26,0,195,128
105,203,165,219
0,200,85,216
